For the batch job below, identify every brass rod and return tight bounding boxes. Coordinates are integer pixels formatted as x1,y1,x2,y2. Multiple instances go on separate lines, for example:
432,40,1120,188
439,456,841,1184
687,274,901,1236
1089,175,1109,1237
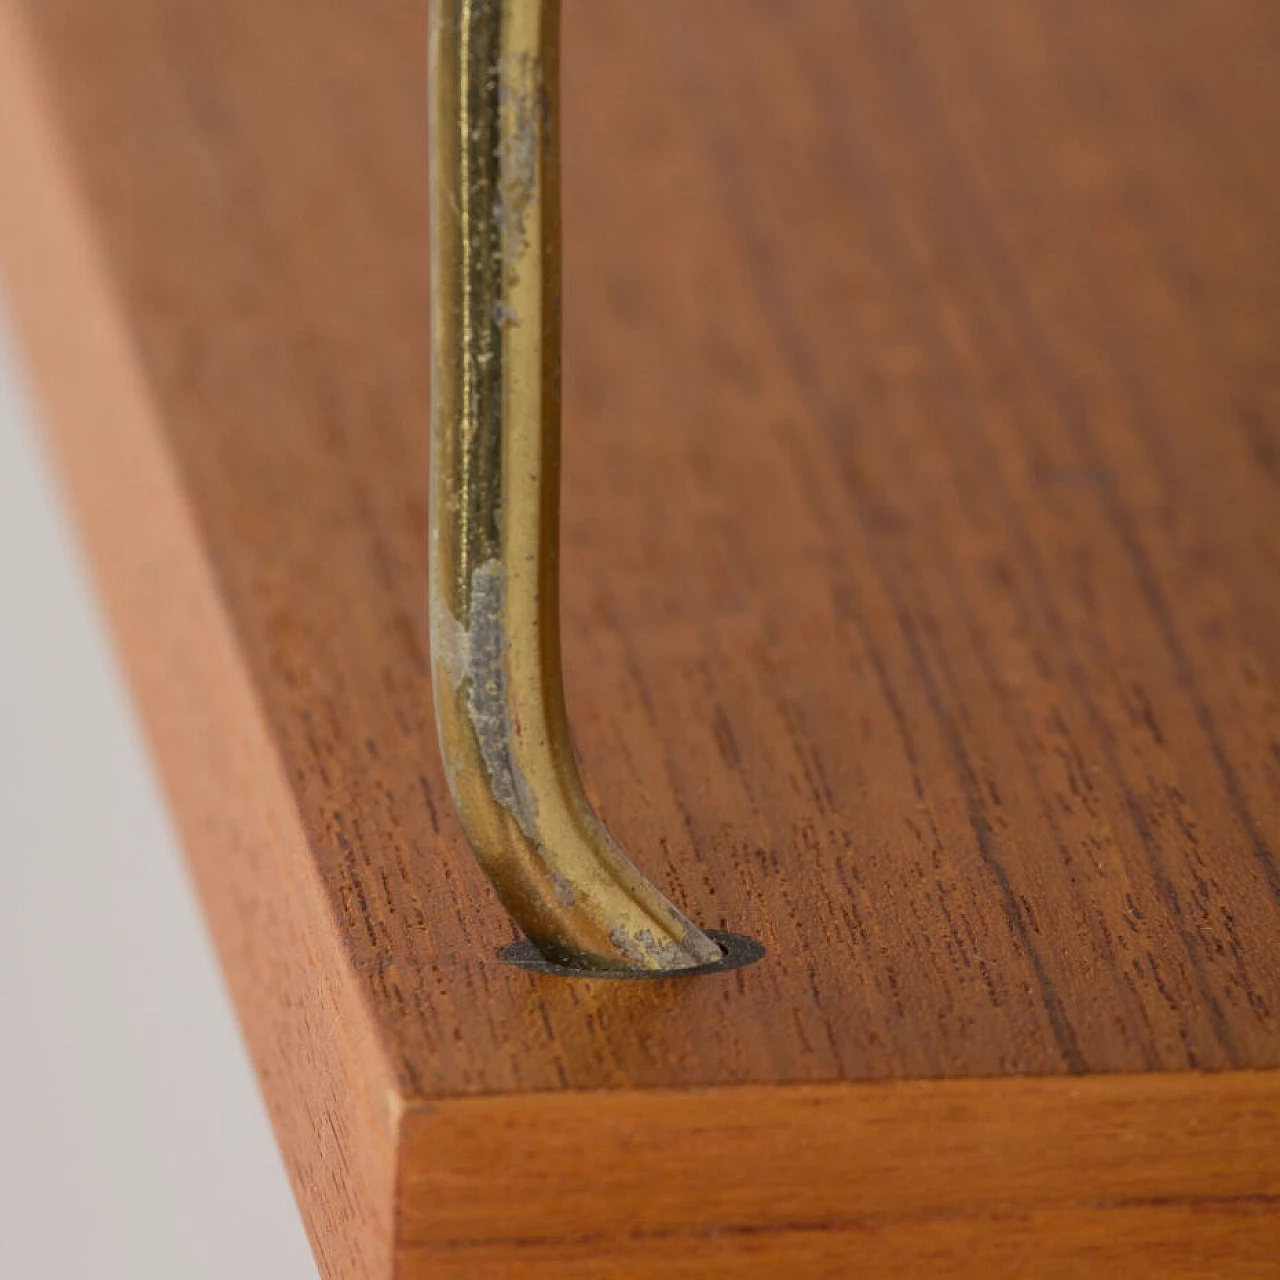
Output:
428,0,722,972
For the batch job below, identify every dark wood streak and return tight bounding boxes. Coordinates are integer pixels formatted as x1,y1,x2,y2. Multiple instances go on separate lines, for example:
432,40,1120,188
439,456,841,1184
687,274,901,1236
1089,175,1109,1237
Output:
737,0,1246,1064
883,0,1280,1041
668,50,1088,1071
879,1,1280,917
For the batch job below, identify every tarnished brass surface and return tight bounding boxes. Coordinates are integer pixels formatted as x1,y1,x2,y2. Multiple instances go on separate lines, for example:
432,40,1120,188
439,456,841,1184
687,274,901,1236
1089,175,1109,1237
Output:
428,0,722,972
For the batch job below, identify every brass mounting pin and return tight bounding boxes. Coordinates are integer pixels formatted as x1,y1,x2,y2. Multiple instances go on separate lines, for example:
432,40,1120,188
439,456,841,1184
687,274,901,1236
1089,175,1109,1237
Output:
428,1,724,973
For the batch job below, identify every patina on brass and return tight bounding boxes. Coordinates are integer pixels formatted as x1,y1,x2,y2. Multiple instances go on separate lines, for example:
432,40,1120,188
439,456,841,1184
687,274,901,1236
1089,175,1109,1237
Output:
428,0,722,972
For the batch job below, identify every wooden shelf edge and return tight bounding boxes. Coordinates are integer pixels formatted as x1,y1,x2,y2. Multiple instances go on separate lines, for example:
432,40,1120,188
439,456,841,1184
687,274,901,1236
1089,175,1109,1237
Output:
397,1071,1280,1277
0,8,402,1275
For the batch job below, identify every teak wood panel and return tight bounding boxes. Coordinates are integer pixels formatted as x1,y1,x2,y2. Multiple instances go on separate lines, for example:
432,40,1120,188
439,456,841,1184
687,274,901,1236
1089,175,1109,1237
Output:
1,0,1277,1276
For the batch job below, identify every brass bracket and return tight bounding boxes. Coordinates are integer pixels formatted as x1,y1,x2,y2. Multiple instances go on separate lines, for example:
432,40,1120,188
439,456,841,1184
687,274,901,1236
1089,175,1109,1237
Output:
428,0,725,973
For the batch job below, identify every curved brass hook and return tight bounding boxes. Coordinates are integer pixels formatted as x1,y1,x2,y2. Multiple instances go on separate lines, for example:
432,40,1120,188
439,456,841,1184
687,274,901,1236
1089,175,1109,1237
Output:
428,0,722,972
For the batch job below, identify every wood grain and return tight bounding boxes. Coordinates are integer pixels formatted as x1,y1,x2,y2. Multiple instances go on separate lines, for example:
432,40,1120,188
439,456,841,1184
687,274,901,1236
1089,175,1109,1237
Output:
1,0,1277,1275
398,1072,1280,1279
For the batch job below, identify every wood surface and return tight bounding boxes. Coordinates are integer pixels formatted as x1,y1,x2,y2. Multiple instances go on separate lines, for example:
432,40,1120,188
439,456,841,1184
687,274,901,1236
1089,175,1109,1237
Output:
1,0,1278,1275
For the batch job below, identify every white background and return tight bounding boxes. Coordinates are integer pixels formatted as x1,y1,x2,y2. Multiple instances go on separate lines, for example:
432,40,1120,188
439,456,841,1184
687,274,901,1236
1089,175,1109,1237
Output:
0,306,319,1279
